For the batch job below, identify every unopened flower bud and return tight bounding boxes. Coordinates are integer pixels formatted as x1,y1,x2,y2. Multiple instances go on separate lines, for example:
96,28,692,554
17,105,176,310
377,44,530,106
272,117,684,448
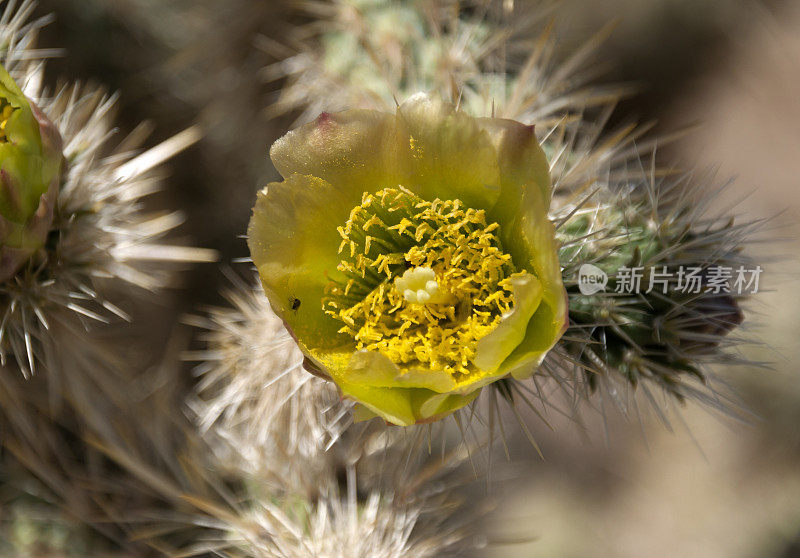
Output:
0,64,62,281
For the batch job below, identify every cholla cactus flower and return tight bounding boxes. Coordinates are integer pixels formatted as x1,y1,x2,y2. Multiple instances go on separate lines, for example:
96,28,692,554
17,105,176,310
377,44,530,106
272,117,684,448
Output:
0,63,62,282
248,94,567,426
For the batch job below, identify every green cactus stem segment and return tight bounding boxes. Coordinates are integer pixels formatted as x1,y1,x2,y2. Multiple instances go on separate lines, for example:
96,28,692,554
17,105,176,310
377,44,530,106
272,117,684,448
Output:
322,186,523,378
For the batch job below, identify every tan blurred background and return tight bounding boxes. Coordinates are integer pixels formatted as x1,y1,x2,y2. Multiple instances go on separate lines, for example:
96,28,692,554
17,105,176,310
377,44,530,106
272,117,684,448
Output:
28,0,800,556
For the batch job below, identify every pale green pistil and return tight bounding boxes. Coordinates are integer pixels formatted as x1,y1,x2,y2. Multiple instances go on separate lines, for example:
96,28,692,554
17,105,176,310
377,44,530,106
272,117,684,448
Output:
394,266,446,304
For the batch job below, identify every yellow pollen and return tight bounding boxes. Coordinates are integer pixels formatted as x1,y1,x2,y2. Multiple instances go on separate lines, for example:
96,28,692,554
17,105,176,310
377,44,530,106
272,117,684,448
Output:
323,187,523,379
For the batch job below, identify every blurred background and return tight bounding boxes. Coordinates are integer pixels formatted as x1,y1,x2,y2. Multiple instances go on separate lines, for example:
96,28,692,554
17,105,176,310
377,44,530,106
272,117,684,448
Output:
18,0,800,556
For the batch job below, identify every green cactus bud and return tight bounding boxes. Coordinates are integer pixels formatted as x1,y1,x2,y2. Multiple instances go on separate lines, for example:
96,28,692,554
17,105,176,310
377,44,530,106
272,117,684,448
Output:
558,176,749,403
0,64,62,282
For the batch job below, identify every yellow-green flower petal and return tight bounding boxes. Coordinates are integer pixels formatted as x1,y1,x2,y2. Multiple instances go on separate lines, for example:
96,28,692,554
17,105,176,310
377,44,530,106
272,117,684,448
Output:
270,109,397,211
497,174,568,378
270,96,502,212
346,350,459,392
392,95,501,211
474,271,543,373
478,117,568,377
248,174,355,349
339,376,480,426
479,117,552,209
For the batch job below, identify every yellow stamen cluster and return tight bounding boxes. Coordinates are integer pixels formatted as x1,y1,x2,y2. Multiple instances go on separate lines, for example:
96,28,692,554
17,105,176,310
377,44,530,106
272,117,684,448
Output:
324,187,522,378
0,102,14,142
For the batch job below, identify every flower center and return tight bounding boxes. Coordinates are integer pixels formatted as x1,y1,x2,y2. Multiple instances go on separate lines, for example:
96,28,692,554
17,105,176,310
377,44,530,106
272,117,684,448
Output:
323,187,522,377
